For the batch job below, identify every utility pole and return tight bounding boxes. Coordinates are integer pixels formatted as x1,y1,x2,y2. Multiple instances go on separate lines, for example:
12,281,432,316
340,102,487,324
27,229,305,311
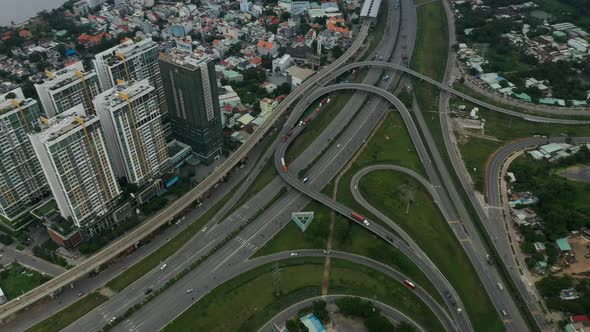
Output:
272,262,281,296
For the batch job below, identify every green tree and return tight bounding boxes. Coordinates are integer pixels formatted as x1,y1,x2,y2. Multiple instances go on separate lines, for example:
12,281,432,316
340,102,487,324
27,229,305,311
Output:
331,46,344,58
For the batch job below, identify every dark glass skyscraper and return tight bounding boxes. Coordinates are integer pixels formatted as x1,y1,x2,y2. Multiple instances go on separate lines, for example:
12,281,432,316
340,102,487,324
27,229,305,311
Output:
159,49,223,165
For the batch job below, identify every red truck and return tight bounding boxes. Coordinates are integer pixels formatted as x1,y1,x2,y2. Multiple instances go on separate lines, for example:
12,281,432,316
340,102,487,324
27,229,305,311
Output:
350,212,366,222
281,158,288,173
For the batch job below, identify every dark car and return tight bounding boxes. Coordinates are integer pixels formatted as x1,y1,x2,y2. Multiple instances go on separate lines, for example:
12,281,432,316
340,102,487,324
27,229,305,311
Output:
144,288,153,295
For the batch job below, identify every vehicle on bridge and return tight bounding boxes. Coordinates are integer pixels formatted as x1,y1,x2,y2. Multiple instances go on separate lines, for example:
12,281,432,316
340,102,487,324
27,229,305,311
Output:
403,280,416,289
281,158,288,173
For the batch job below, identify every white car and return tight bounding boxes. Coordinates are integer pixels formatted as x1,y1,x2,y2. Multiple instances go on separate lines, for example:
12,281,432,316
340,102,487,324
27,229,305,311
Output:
323,250,330,255
363,220,370,226
290,252,298,257
186,289,194,294
354,185,358,190
160,263,167,270
202,226,208,232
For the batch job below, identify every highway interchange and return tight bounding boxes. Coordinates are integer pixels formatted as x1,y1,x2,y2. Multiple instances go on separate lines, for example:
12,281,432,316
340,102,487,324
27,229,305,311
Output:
3,0,590,330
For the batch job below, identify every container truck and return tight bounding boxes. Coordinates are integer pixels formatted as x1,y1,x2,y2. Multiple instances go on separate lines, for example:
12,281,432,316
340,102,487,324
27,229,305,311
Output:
351,212,366,222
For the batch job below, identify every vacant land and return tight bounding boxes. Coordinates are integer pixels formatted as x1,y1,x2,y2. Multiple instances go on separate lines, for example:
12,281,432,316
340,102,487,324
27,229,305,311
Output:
0,264,51,300
558,165,590,184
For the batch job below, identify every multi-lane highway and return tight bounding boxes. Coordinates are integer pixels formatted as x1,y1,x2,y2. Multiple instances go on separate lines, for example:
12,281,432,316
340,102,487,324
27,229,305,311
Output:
272,79,545,331
0,19,372,327
35,0,415,330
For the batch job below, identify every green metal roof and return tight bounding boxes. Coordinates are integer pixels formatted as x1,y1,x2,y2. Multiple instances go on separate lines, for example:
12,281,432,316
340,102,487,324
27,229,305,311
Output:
556,238,572,251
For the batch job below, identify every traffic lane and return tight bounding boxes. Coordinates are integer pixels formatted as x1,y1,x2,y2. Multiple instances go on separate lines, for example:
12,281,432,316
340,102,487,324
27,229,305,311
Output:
259,294,426,332
349,165,467,314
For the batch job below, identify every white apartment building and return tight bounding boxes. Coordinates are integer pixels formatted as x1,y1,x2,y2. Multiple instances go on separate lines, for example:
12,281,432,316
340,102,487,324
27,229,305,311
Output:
29,105,121,230
35,61,101,118
0,88,49,222
92,38,169,135
94,79,169,185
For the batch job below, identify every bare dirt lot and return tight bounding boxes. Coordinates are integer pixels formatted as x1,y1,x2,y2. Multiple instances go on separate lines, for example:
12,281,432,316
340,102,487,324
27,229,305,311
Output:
563,236,590,277
558,165,590,184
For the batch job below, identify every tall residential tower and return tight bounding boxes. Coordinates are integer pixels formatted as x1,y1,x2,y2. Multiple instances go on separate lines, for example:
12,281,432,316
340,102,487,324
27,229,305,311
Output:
29,105,121,233
0,88,49,222
94,79,169,185
159,49,223,165
35,61,101,118
92,38,169,134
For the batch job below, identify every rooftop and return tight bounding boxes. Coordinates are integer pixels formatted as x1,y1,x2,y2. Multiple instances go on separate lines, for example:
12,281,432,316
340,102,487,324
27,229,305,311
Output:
33,104,92,143
556,238,572,251
97,79,153,109
99,38,157,67
159,48,211,71
37,62,96,91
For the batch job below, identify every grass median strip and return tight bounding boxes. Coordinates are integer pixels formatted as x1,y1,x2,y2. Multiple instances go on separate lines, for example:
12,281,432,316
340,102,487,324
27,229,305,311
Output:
25,292,108,332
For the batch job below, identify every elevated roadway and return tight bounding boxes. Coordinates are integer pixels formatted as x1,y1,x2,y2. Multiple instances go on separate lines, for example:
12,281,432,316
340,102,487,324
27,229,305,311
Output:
0,21,372,324
274,82,531,331
327,61,590,125
50,0,407,329
275,84,473,331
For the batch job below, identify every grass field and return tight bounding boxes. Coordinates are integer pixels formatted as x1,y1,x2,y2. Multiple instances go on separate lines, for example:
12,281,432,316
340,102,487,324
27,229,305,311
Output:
411,0,449,149
25,292,108,332
458,137,502,192
105,192,232,292
162,258,444,332
254,200,442,303
0,264,51,300
359,170,504,332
